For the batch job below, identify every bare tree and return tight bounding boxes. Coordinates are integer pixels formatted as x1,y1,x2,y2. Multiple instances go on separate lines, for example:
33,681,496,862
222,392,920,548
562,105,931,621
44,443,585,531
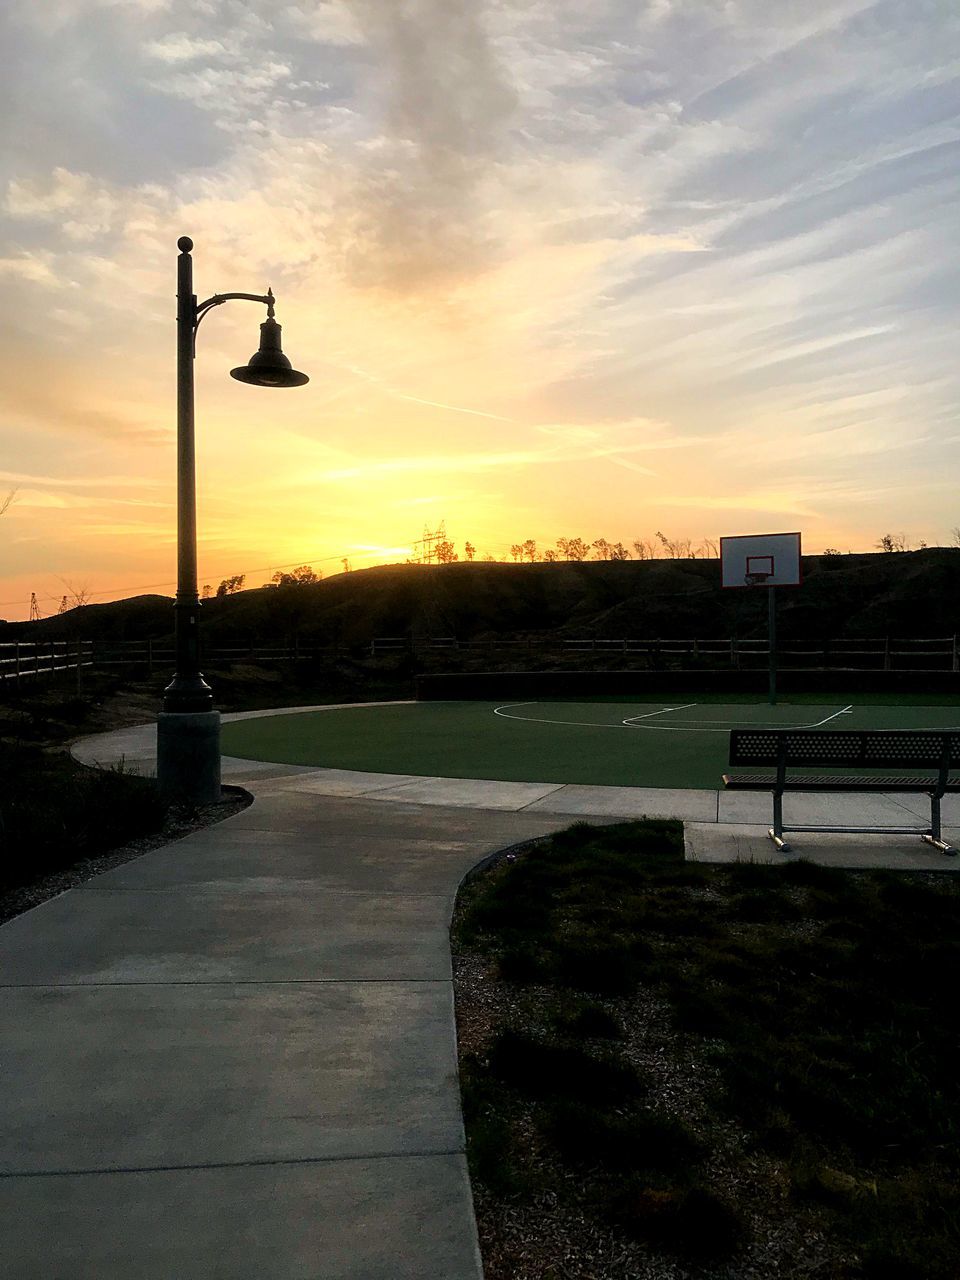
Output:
0,488,16,518
510,543,523,562
656,531,695,558
557,536,589,561
522,538,538,562
592,538,612,560
876,533,909,553
464,541,476,561
699,538,719,559
435,540,458,564
610,541,631,560
543,548,558,562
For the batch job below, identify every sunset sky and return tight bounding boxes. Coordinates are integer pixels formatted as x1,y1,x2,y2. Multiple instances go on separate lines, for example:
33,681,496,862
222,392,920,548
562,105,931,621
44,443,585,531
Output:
1,1,958,620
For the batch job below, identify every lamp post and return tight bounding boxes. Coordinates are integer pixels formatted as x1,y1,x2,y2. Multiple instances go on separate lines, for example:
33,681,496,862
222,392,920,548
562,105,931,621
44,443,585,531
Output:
156,235,308,805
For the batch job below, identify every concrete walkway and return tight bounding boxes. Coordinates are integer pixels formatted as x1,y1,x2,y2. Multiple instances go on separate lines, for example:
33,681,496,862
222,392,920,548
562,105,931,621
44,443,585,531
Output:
1,708,957,1277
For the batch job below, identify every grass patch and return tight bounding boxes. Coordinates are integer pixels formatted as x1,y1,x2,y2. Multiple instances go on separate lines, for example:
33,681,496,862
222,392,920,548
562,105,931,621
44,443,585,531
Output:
454,819,960,1277
0,742,168,893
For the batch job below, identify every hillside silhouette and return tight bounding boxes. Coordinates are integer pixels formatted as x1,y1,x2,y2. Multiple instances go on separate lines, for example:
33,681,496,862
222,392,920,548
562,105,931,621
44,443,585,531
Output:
6,549,960,646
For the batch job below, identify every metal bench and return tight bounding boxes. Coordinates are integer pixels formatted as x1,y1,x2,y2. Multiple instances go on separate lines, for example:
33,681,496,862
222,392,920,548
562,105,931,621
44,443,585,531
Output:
723,728,960,855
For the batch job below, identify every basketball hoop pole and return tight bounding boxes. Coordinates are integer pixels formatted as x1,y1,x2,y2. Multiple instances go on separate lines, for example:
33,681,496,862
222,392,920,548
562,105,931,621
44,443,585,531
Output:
768,586,777,705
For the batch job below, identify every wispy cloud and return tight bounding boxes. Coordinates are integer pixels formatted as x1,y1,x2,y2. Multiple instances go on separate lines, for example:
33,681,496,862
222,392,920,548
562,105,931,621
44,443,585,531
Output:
0,0,958,615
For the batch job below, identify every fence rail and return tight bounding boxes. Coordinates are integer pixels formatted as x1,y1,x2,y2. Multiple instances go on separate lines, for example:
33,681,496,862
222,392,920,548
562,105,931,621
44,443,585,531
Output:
369,634,960,671
2,635,959,684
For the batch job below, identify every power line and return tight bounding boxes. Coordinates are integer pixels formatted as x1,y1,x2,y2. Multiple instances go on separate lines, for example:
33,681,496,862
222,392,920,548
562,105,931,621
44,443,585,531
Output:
1,534,558,612
0,546,416,609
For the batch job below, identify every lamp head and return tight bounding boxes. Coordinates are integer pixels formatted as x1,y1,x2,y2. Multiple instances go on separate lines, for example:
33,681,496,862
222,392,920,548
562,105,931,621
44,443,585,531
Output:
231,314,309,388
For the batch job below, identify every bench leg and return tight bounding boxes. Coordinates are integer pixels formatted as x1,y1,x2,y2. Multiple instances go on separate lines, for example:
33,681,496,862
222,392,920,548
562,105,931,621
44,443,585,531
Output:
768,791,791,852
922,793,957,856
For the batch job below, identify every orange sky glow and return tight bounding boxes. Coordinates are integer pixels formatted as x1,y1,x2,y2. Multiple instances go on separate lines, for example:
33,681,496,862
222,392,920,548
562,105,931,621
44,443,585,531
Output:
1,1,958,621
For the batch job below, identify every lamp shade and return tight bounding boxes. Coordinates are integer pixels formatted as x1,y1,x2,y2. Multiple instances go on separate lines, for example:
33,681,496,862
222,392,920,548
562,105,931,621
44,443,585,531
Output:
230,316,309,387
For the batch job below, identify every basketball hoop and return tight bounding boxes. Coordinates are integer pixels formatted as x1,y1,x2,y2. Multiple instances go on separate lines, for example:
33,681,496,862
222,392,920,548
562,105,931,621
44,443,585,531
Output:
744,571,771,587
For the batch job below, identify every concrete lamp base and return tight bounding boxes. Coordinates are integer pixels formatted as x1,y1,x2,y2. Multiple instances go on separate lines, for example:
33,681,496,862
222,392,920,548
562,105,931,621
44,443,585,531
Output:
157,710,222,807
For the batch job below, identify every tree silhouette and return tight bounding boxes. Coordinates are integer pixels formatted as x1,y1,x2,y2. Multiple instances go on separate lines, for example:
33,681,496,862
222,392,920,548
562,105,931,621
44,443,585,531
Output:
270,565,320,587
655,531,695,558
216,574,246,596
557,536,589,561
464,541,476,561
877,533,909,552
435,540,458,563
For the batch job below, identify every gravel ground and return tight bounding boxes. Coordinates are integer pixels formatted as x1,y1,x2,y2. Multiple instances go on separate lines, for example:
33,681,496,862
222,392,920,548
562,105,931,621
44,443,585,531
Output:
0,786,252,926
452,842,859,1280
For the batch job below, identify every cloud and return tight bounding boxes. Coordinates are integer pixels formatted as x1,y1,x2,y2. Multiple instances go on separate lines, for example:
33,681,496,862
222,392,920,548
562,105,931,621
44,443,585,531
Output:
5,168,123,241
0,253,58,284
144,33,229,62
328,0,518,289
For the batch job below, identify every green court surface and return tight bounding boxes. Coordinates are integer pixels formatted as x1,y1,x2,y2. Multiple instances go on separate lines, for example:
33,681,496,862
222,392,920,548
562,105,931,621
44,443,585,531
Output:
220,695,960,790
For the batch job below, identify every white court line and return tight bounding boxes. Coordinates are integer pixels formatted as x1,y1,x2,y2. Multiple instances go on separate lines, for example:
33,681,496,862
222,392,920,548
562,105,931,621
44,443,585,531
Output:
493,701,860,735
809,704,854,727
621,704,697,725
493,702,646,730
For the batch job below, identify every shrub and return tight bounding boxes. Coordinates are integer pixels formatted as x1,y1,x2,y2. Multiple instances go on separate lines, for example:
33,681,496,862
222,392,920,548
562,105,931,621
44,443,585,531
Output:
551,999,625,1041
0,746,168,892
545,1101,702,1175
487,1028,646,1103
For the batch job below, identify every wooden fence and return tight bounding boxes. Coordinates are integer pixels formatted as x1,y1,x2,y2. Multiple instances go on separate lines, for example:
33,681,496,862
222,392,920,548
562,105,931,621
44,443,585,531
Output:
2,635,959,685
369,635,960,671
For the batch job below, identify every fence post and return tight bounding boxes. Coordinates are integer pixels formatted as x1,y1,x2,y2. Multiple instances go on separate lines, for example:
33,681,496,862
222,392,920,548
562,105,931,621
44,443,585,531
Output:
883,636,891,672
953,635,958,673
76,638,83,696
147,638,154,676
15,642,20,692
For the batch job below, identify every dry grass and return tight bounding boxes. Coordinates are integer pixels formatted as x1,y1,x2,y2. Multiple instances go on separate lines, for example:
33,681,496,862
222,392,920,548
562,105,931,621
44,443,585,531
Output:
452,821,960,1279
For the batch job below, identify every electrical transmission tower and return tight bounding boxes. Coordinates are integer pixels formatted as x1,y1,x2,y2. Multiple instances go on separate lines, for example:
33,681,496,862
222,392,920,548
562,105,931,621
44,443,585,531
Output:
29,593,42,622
411,520,446,564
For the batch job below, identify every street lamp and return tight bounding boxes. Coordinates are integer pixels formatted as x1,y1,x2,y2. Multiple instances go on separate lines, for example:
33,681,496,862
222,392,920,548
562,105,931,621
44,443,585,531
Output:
156,235,308,805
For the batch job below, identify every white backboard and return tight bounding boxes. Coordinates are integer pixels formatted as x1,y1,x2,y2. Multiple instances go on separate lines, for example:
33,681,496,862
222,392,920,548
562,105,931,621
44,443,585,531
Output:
720,531,802,588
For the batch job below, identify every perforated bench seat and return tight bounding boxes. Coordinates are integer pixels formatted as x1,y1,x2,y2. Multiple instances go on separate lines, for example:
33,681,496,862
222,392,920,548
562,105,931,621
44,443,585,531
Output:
723,728,960,855
723,773,960,792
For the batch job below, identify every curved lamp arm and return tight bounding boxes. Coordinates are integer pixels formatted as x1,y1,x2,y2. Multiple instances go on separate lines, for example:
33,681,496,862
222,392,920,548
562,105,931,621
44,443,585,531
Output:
193,288,276,350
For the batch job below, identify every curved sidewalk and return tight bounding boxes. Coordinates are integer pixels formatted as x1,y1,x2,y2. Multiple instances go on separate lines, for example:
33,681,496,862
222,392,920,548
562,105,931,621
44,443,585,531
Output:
2,709,957,1278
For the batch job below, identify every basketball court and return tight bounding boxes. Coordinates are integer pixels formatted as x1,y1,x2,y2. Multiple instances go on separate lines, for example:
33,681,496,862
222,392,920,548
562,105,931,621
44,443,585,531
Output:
219,696,960,790
218,532,960,790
